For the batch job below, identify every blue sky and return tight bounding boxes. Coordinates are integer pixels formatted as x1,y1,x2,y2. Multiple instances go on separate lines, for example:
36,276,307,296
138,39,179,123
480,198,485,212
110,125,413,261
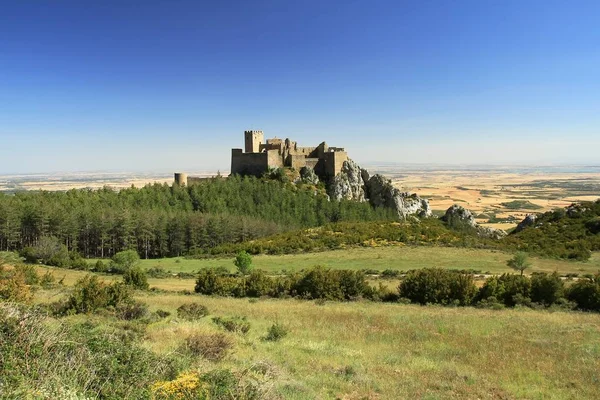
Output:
1,0,599,173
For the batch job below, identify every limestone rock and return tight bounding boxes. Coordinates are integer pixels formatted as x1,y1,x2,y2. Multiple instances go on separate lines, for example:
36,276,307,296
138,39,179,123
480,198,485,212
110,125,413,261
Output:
365,174,432,219
441,205,477,229
327,159,367,202
442,204,506,239
326,159,432,219
513,214,538,233
478,226,508,240
299,166,319,185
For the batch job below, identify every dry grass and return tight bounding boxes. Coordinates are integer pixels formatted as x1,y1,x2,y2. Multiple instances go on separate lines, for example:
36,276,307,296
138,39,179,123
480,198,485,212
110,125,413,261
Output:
135,292,600,399
30,273,600,399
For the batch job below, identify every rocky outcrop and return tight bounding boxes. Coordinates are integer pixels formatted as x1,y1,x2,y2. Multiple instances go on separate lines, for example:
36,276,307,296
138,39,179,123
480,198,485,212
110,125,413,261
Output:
327,159,432,220
442,204,507,239
327,159,367,202
365,174,431,219
299,166,319,185
513,214,537,233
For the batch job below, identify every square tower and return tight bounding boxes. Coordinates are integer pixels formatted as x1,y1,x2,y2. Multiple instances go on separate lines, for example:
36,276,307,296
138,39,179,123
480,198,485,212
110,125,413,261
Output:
244,130,264,153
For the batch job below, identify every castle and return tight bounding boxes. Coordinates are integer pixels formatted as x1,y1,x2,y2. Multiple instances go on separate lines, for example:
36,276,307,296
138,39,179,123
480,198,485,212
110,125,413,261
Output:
174,130,349,185
231,130,348,179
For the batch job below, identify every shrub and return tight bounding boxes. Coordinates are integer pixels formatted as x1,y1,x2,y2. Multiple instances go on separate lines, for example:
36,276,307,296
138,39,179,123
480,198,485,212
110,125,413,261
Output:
0,303,180,399
123,266,149,290
13,264,39,285
147,266,171,278
60,275,133,314
530,272,564,306
381,269,401,279
110,250,140,274
399,268,477,305
39,269,56,288
94,259,108,273
244,269,274,297
475,296,505,310
234,251,253,275
212,316,251,334
182,332,233,361
152,368,267,400
195,268,244,296
116,301,149,320
567,273,600,311
264,323,288,342
156,309,171,319
177,303,209,320
0,267,32,303
69,253,90,270
476,274,531,307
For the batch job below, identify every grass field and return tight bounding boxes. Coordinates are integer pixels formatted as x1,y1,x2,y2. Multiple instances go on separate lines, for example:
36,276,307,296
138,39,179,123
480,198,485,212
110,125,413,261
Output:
33,288,600,399
37,247,600,294
117,247,600,276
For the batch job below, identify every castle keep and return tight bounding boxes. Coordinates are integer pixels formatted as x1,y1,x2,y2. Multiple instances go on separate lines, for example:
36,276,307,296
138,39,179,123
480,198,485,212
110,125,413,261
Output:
231,130,348,179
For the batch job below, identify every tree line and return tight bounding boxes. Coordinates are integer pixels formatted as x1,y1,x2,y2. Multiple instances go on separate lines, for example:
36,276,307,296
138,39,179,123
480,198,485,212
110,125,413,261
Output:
0,176,395,259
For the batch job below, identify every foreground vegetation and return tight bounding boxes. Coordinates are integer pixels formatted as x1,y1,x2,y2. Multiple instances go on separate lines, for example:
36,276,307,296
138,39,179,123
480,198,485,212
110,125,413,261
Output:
2,252,600,399
9,285,600,399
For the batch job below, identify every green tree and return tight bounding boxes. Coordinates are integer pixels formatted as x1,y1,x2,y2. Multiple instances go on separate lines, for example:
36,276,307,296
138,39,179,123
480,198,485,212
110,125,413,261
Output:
110,250,140,273
507,252,531,276
233,251,253,275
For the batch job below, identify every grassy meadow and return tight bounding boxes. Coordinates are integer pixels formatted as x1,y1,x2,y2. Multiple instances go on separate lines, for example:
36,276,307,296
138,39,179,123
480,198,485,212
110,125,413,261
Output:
32,287,600,399
108,247,600,276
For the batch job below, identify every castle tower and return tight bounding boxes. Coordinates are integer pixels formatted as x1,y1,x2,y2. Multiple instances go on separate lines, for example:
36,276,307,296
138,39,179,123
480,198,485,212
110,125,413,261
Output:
244,130,264,153
174,172,188,186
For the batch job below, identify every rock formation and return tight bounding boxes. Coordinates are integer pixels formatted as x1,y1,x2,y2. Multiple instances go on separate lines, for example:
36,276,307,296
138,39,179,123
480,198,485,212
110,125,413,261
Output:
327,159,431,219
441,204,507,239
328,159,366,202
513,214,537,233
299,166,319,185
364,174,432,219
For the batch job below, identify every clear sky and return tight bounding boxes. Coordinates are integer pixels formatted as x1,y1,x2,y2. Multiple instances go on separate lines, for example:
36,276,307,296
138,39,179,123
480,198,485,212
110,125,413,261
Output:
1,0,599,173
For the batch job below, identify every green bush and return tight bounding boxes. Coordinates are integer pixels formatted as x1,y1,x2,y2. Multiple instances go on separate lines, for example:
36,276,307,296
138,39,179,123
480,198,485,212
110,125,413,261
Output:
147,266,171,278
177,303,209,320
244,269,275,297
399,268,477,305
0,303,180,399
195,268,245,296
381,269,401,279
476,274,531,307
59,275,133,315
123,266,150,290
264,323,288,342
567,273,600,311
94,259,108,273
0,266,33,303
212,316,251,334
530,272,564,306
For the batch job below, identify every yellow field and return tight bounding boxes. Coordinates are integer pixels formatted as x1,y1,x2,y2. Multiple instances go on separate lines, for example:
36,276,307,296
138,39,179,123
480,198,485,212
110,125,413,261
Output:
388,168,600,230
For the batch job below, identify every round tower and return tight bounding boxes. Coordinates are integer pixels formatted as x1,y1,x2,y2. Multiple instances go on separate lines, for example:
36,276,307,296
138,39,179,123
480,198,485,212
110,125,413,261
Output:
174,172,188,186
